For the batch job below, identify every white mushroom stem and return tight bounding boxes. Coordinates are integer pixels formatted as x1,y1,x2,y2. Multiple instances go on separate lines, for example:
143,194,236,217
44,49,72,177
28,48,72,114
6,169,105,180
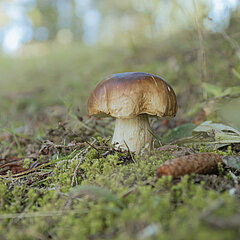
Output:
112,114,153,154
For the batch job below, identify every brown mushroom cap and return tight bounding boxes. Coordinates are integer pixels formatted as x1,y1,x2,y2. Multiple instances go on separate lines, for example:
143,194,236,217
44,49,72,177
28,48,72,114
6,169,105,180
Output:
88,72,177,119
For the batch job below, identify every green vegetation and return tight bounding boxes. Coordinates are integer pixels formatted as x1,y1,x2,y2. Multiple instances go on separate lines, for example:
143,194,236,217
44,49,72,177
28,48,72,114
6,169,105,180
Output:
0,144,239,240
0,9,240,240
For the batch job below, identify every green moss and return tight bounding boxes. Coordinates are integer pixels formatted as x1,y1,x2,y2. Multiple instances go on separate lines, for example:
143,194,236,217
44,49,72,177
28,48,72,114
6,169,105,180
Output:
0,143,239,239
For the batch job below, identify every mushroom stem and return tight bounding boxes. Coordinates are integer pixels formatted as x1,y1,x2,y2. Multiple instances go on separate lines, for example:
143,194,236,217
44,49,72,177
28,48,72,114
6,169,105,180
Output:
112,114,153,154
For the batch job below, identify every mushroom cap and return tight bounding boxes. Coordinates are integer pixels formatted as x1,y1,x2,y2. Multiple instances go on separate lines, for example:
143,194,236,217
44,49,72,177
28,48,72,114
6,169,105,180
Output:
88,72,177,119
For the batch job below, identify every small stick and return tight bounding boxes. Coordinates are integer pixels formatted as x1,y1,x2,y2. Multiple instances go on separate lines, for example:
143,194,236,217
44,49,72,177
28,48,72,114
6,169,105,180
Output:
85,140,98,151
123,140,136,163
71,156,83,187
157,153,223,178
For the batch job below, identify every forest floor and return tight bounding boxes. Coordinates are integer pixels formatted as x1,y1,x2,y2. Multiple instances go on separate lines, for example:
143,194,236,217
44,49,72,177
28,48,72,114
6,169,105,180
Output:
0,27,240,239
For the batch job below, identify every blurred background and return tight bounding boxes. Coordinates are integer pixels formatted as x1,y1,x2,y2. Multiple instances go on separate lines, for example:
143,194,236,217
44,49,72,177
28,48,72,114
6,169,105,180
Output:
0,0,240,131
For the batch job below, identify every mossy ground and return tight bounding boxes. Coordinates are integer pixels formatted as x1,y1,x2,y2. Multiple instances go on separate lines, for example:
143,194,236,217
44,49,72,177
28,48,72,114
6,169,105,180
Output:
0,24,240,239
0,118,239,240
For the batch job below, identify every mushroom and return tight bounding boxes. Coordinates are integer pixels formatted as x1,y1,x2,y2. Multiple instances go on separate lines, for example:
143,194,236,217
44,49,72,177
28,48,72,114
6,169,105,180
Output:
88,72,177,154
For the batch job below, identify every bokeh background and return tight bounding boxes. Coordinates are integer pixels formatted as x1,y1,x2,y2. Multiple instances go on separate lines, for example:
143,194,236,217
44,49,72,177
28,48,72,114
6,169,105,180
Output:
0,0,240,130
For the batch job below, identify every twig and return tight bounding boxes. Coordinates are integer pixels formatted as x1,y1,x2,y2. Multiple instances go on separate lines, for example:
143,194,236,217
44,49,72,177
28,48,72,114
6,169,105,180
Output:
85,139,98,151
71,156,84,187
70,141,97,187
0,161,53,178
123,140,136,163
0,209,88,220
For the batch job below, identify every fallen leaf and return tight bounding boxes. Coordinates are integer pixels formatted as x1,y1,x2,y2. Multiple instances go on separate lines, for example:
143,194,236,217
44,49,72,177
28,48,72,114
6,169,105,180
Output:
222,155,240,170
162,123,196,144
193,121,240,143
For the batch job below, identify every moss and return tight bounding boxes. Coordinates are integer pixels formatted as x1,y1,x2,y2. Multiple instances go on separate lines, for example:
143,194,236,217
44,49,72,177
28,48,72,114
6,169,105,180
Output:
0,143,239,240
